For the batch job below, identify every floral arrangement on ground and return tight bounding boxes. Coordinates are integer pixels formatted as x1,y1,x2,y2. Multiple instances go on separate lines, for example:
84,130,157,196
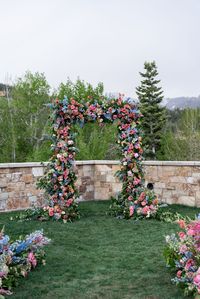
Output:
10,204,80,223
11,188,187,223
164,217,200,297
0,228,50,297
109,187,187,222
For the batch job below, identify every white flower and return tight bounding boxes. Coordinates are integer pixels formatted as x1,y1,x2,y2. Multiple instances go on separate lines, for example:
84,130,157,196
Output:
165,235,170,243
68,140,74,145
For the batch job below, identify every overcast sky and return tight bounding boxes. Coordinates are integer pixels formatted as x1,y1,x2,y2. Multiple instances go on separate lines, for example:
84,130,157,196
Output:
0,0,200,98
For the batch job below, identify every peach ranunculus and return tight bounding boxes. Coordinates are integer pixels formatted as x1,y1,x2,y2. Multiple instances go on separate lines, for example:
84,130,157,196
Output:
177,219,186,229
152,198,158,205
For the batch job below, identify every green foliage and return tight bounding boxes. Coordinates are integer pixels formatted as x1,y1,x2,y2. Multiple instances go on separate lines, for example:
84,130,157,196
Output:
56,78,119,160
0,98,14,162
75,122,119,160
136,61,166,159
11,71,51,162
57,78,104,102
158,108,200,160
0,71,51,163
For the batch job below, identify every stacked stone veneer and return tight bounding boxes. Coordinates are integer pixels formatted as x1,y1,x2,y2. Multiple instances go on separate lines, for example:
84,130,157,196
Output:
0,161,200,211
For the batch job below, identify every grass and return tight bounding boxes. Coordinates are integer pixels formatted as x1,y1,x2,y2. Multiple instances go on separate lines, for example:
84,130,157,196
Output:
0,201,200,299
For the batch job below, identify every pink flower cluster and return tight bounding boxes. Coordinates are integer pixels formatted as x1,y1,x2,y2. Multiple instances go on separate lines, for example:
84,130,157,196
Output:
165,218,200,296
128,190,159,218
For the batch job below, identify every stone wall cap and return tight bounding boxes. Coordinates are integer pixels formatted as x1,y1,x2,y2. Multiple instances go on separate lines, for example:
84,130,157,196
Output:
0,160,200,168
0,162,48,168
75,160,120,165
143,161,200,166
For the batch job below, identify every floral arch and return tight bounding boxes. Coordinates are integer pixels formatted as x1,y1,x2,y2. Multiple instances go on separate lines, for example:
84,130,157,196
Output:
39,96,158,221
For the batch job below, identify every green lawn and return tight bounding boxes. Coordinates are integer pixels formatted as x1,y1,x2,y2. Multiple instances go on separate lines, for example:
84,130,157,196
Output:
0,201,199,299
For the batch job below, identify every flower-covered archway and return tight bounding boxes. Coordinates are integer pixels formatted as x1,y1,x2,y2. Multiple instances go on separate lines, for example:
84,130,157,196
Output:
39,96,158,221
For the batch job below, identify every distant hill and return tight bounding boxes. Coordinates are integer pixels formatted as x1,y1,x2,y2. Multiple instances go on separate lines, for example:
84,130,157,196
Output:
124,95,200,110
162,96,200,110
107,92,200,110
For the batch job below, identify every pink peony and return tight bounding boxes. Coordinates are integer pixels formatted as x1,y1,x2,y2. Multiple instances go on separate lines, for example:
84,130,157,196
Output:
128,196,133,201
141,200,147,207
129,129,135,135
121,133,127,139
128,143,134,150
89,105,96,111
194,274,200,285
185,259,195,270
176,270,182,278
66,198,73,207
133,178,141,186
179,245,188,253
149,204,155,210
187,229,195,236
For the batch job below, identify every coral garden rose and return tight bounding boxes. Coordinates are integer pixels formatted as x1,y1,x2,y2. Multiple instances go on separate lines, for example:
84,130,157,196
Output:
177,219,186,229
142,206,150,215
178,231,186,239
138,192,146,201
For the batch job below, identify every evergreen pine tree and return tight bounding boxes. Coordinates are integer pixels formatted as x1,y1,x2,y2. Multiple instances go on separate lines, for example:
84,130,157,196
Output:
136,61,166,159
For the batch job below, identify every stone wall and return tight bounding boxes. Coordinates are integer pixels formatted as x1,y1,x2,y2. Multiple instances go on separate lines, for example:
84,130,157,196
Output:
0,161,200,211
144,161,200,207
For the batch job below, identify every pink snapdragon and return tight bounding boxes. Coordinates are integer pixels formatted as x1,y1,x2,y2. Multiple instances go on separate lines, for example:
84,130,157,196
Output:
28,252,37,268
129,206,134,216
